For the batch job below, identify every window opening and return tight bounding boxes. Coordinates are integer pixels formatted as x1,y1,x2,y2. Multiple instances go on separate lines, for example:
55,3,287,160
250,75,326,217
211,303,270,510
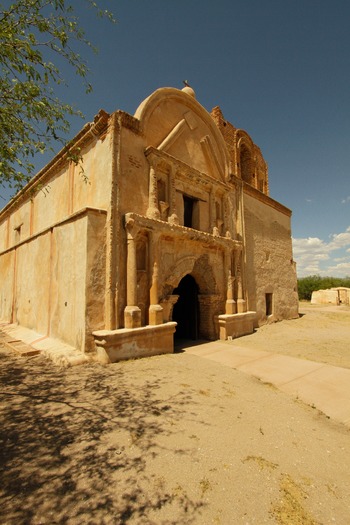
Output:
183,195,195,228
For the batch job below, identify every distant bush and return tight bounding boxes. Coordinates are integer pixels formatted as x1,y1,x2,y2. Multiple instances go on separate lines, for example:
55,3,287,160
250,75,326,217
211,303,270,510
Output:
297,275,350,301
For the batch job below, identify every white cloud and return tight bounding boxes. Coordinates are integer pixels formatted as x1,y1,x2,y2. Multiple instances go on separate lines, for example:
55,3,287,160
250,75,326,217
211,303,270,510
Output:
325,262,350,275
341,196,350,204
293,227,350,277
327,227,350,250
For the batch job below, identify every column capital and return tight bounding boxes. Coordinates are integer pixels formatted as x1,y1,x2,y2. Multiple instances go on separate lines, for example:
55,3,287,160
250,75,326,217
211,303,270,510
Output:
124,214,139,237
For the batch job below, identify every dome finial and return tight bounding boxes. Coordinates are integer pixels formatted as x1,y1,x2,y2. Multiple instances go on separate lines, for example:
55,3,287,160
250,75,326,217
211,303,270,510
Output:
181,80,196,98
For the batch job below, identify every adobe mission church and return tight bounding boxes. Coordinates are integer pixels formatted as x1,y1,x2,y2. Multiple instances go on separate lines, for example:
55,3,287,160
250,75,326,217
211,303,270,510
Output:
0,84,299,363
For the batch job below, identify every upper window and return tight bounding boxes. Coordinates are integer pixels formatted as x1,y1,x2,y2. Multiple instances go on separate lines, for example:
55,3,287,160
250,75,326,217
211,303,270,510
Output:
183,195,199,229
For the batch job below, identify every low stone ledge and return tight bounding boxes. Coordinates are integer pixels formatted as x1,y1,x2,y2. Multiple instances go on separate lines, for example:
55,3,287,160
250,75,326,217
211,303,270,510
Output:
93,322,177,364
217,311,256,340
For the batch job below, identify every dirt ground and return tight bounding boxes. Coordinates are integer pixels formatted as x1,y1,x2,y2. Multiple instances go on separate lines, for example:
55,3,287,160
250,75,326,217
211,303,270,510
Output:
0,303,350,525
230,302,350,370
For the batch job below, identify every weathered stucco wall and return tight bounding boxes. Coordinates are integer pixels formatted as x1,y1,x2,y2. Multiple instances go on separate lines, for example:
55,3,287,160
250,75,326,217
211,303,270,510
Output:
84,211,107,352
15,232,51,334
0,209,106,353
0,122,112,253
72,137,112,213
0,111,111,354
0,250,15,321
311,289,339,305
310,287,350,306
119,125,149,217
243,189,298,324
49,216,88,350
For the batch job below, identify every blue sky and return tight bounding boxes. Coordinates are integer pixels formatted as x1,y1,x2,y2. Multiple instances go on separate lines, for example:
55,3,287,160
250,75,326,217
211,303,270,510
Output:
1,0,350,277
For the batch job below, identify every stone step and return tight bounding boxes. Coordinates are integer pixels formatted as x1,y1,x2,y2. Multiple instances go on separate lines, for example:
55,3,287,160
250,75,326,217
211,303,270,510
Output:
2,336,41,357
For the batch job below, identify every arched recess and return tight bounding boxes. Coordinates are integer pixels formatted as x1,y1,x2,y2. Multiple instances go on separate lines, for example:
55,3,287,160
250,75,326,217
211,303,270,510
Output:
240,144,254,185
237,131,255,186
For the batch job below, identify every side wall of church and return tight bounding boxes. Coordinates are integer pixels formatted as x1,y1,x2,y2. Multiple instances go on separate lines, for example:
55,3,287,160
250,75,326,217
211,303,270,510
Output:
243,191,299,324
0,209,106,352
0,123,111,351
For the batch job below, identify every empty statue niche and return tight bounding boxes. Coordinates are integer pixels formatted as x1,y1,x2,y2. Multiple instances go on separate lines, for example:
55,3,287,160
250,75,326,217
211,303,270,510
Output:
215,198,224,235
136,234,149,325
157,177,169,220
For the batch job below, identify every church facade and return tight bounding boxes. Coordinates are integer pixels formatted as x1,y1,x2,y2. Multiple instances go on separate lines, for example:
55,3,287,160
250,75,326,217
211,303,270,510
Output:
0,85,299,363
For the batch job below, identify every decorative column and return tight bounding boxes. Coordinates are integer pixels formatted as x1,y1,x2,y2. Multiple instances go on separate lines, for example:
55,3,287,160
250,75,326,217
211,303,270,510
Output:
146,164,160,219
235,179,244,242
149,262,163,325
124,216,141,328
168,163,179,225
148,233,163,325
225,251,236,314
236,250,246,313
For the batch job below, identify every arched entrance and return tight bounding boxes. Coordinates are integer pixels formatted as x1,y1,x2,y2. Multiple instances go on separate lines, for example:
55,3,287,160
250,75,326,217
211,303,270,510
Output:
172,274,199,340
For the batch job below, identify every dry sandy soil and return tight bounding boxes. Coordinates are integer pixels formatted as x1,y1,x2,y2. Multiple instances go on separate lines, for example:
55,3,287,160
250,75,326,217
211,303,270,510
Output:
0,303,350,525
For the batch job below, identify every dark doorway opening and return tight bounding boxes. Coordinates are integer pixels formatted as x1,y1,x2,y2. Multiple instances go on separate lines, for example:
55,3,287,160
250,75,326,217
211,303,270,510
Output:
265,293,273,316
172,274,199,340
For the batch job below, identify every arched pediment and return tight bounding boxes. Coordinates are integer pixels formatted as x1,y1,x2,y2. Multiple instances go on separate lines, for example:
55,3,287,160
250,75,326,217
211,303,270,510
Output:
134,88,230,181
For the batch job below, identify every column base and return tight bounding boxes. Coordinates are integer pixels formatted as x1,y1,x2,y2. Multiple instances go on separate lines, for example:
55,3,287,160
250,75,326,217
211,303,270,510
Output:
149,304,163,325
236,299,246,313
146,207,160,220
168,213,179,225
225,299,237,315
124,306,141,329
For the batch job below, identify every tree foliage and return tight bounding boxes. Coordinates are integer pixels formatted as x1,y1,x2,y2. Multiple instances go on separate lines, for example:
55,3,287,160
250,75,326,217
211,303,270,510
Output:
0,0,114,191
297,275,350,301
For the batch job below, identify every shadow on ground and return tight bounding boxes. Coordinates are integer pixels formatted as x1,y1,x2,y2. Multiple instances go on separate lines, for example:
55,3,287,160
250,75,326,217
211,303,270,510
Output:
0,349,204,524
